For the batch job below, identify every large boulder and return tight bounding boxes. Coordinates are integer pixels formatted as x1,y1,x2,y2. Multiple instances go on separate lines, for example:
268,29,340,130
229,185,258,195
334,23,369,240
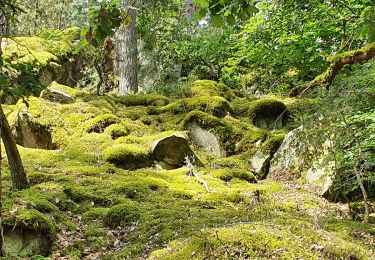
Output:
269,126,335,196
4,227,51,257
180,111,237,157
269,126,307,176
188,123,223,157
151,132,197,166
12,110,57,150
248,99,289,129
40,89,74,104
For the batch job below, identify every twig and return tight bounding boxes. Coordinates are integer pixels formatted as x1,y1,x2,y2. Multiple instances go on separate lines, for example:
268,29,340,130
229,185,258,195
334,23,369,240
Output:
185,156,210,193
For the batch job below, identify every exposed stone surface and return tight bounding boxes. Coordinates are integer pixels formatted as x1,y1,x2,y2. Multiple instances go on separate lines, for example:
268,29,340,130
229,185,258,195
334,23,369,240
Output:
40,89,74,104
269,126,307,176
269,126,336,196
3,227,50,257
13,110,57,150
251,149,271,175
151,132,196,166
187,123,223,157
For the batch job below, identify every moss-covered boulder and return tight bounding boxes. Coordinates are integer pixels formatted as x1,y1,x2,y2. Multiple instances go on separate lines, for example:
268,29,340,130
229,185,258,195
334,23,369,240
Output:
86,114,120,133
13,110,57,150
248,99,289,129
187,80,236,101
180,111,238,157
184,96,232,118
104,124,130,139
151,132,197,167
251,133,285,179
40,89,74,104
4,227,51,257
103,144,151,170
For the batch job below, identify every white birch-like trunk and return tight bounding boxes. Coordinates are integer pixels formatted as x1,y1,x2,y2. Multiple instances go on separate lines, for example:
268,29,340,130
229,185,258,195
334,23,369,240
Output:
115,0,138,95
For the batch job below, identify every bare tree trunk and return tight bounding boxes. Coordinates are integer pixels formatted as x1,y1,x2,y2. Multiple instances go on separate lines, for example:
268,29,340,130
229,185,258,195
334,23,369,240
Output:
0,121,4,256
115,0,138,95
0,105,28,190
184,0,195,20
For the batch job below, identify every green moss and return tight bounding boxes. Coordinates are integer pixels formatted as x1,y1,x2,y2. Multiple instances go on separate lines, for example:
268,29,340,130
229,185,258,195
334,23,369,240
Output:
63,186,107,205
103,144,151,170
16,209,57,236
188,80,236,101
213,169,257,183
85,114,120,133
261,131,286,154
105,201,141,227
104,124,130,139
184,96,232,118
118,93,170,107
82,208,109,223
62,26,82,41
247,98,289,129
28,172,50,185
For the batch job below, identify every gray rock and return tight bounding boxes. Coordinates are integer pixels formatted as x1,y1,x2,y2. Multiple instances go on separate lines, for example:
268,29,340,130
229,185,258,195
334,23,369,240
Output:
269,126,335,196
13,110,57,150
251,149,271,174
269,126,308,175
4,227,50,257
40,89,74,104
151,132,197,166
187,123,223,157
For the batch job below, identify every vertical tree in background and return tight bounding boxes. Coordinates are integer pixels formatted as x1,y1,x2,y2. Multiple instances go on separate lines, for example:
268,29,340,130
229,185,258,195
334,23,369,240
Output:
0,2,29,191
115,0,138,95
184,0,195,20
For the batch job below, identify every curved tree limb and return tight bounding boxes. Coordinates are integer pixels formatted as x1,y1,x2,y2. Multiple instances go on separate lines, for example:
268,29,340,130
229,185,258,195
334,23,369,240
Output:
290,43,375,97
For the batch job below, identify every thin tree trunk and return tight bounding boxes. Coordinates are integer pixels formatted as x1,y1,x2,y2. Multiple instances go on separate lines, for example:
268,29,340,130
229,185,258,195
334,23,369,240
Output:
115,0,138,95
184,0,195,20
0,105,28,190
0,121,4,256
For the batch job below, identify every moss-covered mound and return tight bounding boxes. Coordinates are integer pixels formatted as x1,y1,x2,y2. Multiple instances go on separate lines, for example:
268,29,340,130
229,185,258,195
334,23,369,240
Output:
1,65,373,259
103,144,151,170
248,99,289,129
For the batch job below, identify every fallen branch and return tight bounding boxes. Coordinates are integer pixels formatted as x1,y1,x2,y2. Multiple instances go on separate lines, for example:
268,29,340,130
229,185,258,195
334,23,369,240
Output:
290,43,375,97
185,156,210,193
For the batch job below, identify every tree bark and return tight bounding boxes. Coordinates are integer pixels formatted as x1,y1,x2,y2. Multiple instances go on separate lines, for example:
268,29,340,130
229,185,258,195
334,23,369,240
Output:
290,43,375,97
115,0,138,95
184,0,195,20
0,105,29,190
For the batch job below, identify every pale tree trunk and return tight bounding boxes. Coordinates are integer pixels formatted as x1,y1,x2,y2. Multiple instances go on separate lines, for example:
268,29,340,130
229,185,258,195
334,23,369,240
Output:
115,0,138,95
184,0,195,20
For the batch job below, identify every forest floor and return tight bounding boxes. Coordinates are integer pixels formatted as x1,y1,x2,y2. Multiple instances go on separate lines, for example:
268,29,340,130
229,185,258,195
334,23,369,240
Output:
1,81,374,259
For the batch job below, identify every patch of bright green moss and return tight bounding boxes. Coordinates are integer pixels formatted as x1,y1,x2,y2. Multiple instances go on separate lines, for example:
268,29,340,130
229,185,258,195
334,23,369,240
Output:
105,200,141,227
187,80,236,101
212,169,257,183
85,114,120,133
16,209,57,236
104,124,130,139
102,144,151,170
82,208,109,223
118,93,170,107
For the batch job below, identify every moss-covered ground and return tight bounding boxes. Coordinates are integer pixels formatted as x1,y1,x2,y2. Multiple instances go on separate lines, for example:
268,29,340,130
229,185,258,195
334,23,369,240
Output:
1,79,374,259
